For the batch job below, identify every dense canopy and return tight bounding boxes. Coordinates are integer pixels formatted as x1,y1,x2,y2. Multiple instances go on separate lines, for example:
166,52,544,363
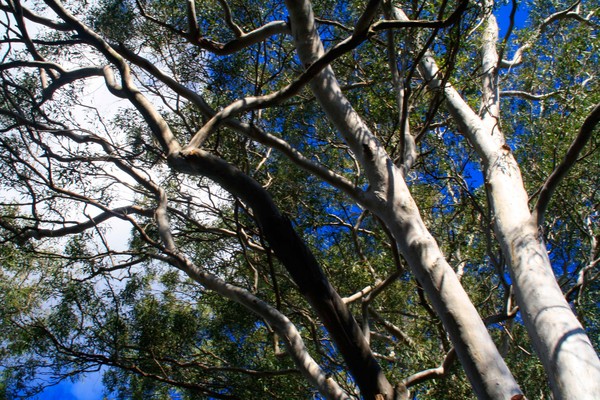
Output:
0,0,599,399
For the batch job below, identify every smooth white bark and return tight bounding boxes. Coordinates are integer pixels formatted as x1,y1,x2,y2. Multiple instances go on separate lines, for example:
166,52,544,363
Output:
155,188,351,400
285,1,523,398
409,3,600,398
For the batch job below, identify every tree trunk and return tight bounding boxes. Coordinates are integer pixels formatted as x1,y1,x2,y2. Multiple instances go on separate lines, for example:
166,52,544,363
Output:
488,153,600,400
285,1,523,398
403,2,600,397
169,149,393,399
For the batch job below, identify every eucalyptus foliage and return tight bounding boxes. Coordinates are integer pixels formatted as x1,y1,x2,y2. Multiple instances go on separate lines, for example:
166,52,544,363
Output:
0,0,599,399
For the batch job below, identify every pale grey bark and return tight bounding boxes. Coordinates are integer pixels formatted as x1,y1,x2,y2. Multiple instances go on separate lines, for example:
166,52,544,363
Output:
400,2,600,398
8,0,598,398
383,0,416,174
36,3,354,398
499,2,596,68
154,187,350,400
285,0,523,398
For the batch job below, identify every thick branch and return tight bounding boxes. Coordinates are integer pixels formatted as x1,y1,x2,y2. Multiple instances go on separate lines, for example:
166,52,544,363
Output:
44,0,180,155
402,349,456,387
152,169,349,400
500,90,561,101
480,3,500,130
190,21,291,55
184,12,377,149
216,0,244,37
136,1,288,57
373,0,468,31
287,1,523,397
168,147,383,400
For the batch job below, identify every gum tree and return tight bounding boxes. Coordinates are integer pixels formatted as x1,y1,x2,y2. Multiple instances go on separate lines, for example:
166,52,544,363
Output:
0,0,599,398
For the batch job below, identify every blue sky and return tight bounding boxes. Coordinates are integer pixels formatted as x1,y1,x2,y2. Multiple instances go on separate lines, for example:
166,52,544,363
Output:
36,371,105,400
34,3,530,400
496,1,529,37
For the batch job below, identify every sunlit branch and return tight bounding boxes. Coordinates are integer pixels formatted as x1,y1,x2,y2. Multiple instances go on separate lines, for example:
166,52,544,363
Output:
402,349,456,387
500,90,561,101
500,1,597,68
216,0,244,37
390,5,501,159
183,0,387,151
184,21,380,150
373,0,468,31
480,0,500,130
114,46,360,200
342,285,374,304
192,20,291,55
135,0,288,56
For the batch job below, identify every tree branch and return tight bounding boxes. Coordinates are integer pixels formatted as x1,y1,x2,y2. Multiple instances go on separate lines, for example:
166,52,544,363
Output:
115,45,361,200
500,90,561,101
184,12,379,150
0,2,71,31
402,349,456,387
534,102,600,225
373,0,468,31
500,1,597,68
216,0,244,37
151,182,349,400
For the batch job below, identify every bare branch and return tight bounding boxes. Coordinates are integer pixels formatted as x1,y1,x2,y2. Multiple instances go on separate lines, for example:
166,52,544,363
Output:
217,0,244,37
342,285,374,304
500,1,597,68
534,102,600,225
402,349,456,387
373,0,468,31
500,90,561,101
